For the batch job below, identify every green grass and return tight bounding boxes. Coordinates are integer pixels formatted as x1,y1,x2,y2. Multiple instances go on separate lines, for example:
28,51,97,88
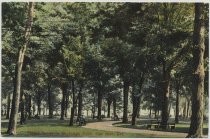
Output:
114,120,208,135
1,119,172,137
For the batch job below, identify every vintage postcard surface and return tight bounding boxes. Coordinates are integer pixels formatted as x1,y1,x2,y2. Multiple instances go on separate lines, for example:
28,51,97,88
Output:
1,0,209,138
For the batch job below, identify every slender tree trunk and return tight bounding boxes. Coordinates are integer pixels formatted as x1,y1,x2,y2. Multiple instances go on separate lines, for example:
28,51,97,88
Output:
60,82,67,120
69,80,76,126
137,101,141,118
188,3,205,137
186,99,190,118
20,92,26,125
184,101,188,118
48,82,53,118
113,97,116,117
175,80,180,123
97,88,102,120
28,95,32,119
6,93,11,119
122,79,129,123
92,93,96,119
65,87,69,118
149,106,152,118
107,99,112,118
77,86,82,118
7,3,34,135
37,95,41,116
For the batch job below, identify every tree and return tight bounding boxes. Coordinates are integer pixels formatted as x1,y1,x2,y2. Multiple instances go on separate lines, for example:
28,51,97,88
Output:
7,2,34,135
187,3,206,137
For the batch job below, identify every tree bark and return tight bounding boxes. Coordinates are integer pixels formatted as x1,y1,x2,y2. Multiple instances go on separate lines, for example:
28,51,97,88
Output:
97,89,102,120
7,2,34,135
113,97,116,117
20,92,26,125
187,3,205,138
27,95,32,119
122,79,129,123
37,92,41,116
107,98,112,118
77,86,82,118
132,74,144,125
48,82,53,118
161,67,171,128
175,80,180,123
6,93,11,119
69,80,76,126
60,82,67,120
187,99,190,118
65,87,70,118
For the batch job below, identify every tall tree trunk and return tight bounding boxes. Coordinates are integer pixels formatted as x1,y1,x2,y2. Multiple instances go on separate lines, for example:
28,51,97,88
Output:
6,93,11,119
60,82,67,120
186,99,190,118
20,92,26,125
175,80,180,123
188,3,205,138
69,80,76,126
92,93,96,119
48,82,53,118
7,3,34,135
65,87,70,118
161,67,171,128
77,86,82,118
107,98,112,118
149,106,152,118
37,94,41,116
132,74,144,125
122,79,129,123
28,95,32,119
113,97,116,117
97,89,102,120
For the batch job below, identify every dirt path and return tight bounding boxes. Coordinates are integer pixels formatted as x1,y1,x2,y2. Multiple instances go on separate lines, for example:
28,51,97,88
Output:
83,120,187,138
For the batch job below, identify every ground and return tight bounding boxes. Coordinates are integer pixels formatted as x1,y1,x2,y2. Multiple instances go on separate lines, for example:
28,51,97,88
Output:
1,116,208,138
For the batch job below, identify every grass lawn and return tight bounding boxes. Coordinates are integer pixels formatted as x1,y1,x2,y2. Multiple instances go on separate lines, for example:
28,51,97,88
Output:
114,120,208,135
0,118,175,138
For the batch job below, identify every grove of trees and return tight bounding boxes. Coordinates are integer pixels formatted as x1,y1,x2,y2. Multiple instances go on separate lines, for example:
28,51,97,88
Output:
1,2,209,138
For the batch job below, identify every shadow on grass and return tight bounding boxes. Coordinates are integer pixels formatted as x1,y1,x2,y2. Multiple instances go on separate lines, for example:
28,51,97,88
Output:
114,121,208,135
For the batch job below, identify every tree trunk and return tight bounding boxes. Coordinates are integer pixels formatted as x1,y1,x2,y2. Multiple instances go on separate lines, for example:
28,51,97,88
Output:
69,80,76,126
132,96,138,125
37,95,41,116
107,99,112,118
60,82,67,120
132,74,144,125
6,93,11,119
186,99,190,118
20,92,26,125
161,68,171,128
27,95,32,119
97,89,102,120
92,93,96,119
48,82,53,118
122,79,129,123
7,2,34,135
149,106,152,118
77,86,82,118
65,87,69,118
187,3,205,138
113,97,116,117
175,80,180,123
